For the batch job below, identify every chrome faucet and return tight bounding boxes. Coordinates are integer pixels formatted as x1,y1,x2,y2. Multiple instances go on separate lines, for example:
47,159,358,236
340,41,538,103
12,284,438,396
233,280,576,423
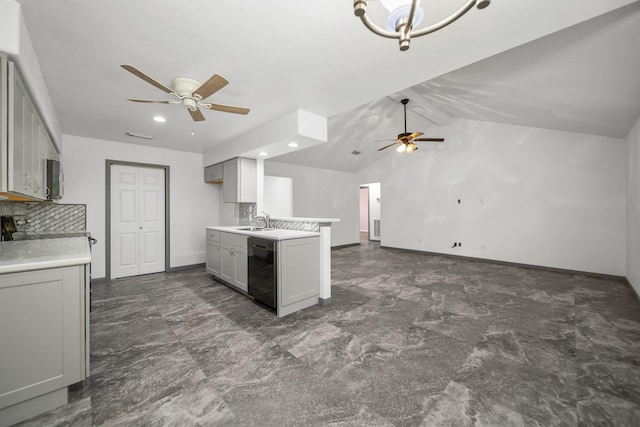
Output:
254,211,270,229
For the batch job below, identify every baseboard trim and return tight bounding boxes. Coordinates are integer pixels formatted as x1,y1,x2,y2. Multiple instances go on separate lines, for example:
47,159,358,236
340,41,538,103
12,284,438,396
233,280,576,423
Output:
331,243,361,250
379,245,626,283
168,263,205,272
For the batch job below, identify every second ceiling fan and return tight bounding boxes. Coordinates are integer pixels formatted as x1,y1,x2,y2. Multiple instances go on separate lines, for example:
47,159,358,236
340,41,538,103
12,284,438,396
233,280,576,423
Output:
121,64,250,122
377,99,444,153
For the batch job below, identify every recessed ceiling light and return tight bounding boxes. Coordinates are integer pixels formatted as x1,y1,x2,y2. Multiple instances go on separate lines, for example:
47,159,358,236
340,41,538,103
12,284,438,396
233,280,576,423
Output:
288,142,298,148
259,152,268,156
153,116,166,123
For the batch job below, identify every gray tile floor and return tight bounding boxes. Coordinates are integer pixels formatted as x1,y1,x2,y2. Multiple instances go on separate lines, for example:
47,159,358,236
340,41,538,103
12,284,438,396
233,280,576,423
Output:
17,242,640,426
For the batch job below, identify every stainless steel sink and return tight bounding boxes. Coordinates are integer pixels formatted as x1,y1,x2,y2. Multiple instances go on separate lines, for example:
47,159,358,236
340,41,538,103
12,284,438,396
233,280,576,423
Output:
238,227,274,231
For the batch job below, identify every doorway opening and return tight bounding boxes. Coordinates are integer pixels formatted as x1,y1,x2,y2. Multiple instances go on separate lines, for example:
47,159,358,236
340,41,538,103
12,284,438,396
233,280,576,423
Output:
106,160,170,282
359,183,381,243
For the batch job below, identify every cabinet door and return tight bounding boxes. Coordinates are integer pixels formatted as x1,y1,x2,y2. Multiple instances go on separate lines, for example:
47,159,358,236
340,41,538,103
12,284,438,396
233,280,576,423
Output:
0,266,85,411
237,158,257,203
220,243,235,283
234,244,248,292
9,64,28,194
222,158,238,203
206,241,221,277
30,112,47,199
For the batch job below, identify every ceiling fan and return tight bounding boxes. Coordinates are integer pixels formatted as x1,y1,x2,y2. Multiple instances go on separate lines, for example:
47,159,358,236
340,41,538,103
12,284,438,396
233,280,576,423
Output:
377,98,444,152
121,64,250,122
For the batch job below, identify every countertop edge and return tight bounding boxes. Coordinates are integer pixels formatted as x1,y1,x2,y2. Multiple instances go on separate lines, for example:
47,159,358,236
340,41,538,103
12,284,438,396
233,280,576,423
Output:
0,237,92,275
0,256,92,275
206,226,319,241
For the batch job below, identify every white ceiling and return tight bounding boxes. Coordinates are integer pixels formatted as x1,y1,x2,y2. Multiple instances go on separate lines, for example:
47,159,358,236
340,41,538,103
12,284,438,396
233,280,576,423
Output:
15,0,640,172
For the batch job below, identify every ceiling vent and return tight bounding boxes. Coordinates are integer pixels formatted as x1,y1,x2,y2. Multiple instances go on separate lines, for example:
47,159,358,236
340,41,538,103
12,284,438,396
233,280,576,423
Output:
126,131,154,140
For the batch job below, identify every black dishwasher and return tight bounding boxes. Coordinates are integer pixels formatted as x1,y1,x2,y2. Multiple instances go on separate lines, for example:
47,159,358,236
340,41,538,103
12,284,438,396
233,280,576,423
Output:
247,237,277,310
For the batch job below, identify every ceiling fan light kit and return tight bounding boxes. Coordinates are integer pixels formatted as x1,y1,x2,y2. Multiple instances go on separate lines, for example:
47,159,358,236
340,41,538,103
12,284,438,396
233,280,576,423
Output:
377,98,445,153
121,64,250,122
354,0,491,51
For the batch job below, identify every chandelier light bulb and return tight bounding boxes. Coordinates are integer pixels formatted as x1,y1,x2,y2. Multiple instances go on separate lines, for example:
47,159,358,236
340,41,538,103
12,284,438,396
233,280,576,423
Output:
381,0,424,31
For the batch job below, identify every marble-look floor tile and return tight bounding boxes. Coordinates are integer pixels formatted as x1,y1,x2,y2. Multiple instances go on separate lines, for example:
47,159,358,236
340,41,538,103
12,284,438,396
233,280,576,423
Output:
578,387,640,426
453,331,578,426
19,242,640,426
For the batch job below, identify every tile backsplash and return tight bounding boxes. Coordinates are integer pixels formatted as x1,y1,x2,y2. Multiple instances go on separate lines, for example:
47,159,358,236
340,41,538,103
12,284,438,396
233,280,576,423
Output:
0,201,86,232
238,202,319,232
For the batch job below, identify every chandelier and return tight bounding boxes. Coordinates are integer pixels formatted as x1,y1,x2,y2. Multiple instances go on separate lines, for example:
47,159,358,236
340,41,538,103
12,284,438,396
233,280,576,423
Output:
353,0,491,51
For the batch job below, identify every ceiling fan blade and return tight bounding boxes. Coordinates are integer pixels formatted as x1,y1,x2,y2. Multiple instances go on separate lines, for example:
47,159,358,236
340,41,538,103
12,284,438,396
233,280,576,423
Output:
377,141,401,151
127,98,174,104
374,139,398,142
121,64,175,95
202,102,250,115
193,74,229,100
188,107,206,122
406,132,424,140
414,137,445,142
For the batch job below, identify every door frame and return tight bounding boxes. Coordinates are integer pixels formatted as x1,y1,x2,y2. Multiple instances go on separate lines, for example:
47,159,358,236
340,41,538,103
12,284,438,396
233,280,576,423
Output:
105,160,170,282
359,186,371,241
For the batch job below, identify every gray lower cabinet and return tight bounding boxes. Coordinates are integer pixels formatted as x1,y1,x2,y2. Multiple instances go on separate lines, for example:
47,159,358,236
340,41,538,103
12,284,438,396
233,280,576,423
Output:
205,228,320,317
278,236,319,317
207,230,248,292
205,229,221,277
0,265,88,426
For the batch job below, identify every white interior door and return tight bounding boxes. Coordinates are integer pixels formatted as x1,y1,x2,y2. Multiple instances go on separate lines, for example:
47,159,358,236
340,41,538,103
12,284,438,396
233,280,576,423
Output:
111,165,165,279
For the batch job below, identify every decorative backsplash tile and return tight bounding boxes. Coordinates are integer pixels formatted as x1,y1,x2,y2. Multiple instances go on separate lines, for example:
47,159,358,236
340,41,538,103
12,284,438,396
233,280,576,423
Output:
238,202,319,232
0,201,86,232
239,203,257,226
270,219,319,232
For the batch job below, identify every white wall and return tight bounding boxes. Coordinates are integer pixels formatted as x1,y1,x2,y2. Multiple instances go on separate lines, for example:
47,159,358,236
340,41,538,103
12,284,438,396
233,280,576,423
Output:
264,161,359,247
627,115,640,292
264,175,293,217
358,118,627,276
60,135,220,279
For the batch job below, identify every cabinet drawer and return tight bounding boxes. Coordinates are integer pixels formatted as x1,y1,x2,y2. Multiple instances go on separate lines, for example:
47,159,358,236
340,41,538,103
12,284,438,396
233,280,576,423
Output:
221,232,247,248
206,229,220,242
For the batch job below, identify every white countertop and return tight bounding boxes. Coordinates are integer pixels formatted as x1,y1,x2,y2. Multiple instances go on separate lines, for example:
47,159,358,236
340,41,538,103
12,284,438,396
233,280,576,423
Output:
0,237,92,274
206,226,320,241
271,217,340,223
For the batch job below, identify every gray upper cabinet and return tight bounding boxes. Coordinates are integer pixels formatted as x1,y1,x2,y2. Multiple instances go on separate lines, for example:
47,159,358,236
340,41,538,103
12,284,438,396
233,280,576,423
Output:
204,162,223,183
1,56,55,201
223,157,256,203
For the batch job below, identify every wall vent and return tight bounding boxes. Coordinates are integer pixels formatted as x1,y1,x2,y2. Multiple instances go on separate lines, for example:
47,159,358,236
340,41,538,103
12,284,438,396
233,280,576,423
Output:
373,219,381,238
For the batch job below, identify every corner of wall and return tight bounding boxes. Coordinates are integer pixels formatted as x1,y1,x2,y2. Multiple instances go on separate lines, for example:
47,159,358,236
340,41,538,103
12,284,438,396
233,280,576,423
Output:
626,115,640,294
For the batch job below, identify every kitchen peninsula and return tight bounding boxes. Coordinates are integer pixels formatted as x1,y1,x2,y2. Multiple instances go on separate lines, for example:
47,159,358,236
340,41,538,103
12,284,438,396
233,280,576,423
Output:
206,224,328,317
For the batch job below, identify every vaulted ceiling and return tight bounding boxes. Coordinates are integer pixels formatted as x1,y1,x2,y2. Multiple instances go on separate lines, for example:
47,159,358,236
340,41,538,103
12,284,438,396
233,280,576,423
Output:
15,0,640,172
